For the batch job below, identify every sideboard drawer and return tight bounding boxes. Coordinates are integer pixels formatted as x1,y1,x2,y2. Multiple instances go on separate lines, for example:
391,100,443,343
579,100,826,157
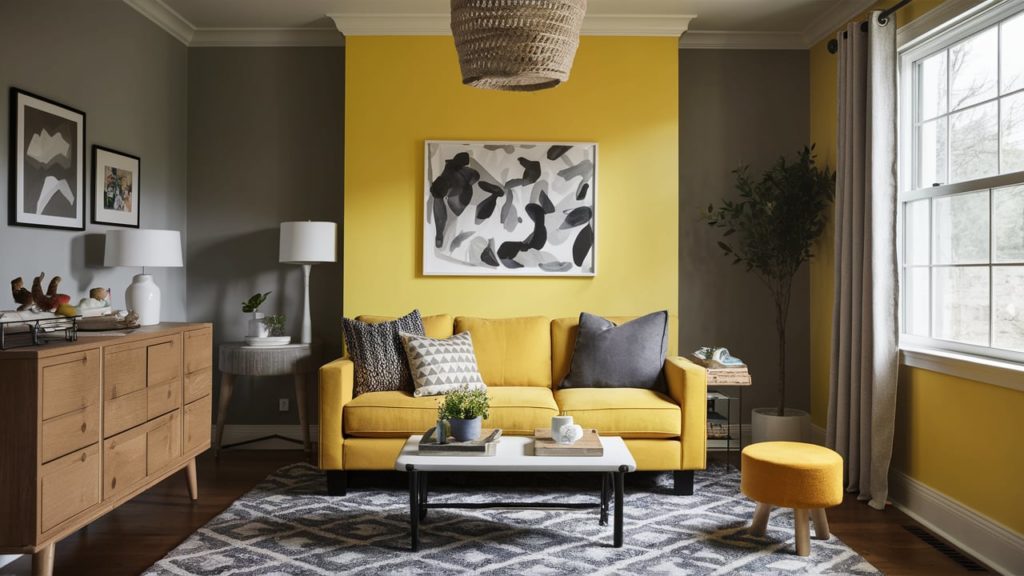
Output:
104,389,147,438
183,395,212,453
41,349,100,421
41,403,100,463
103,425,147,500
147,410,181,476
184,328,212,374
104,346,146,400
184,368,211,403
40,443,100,534
147,337,181,391
148,378,181,420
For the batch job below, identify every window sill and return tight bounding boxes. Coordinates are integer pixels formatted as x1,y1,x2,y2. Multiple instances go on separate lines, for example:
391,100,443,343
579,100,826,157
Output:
900,346,1024,393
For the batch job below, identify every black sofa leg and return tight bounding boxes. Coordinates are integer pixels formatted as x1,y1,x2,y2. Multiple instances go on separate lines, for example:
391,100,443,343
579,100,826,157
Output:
674,470,694,496
326,471,348,496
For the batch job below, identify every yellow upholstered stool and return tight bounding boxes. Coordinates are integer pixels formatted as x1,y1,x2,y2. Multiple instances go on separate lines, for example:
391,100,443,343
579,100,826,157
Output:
740,441,843,556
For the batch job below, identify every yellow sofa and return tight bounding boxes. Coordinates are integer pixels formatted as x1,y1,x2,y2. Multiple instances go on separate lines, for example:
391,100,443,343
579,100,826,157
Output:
319,314,707,495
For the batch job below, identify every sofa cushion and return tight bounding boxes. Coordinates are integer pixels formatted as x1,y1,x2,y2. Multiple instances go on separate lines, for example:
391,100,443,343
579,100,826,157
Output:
344,386,559,437
554,388,681,438
454,316,551,387
357,314,453,339
400,331,486,397
342,310,424,395
551,315,637,386
559,311,669,390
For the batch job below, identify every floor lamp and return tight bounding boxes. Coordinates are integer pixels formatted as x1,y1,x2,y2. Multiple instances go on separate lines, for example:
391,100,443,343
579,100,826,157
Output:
279,221,337,344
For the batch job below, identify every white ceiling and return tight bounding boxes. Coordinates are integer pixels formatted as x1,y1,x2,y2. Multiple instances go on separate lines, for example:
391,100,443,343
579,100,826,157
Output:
125,0,878,49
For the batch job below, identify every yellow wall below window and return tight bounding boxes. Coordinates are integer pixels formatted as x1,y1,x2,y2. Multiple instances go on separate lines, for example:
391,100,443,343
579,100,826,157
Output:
344,36,679,352
809,0,1024,535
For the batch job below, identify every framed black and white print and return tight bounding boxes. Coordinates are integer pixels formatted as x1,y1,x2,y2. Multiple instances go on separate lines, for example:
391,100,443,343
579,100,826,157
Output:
424,140,597,276
9,88,86,230
92,146,140,228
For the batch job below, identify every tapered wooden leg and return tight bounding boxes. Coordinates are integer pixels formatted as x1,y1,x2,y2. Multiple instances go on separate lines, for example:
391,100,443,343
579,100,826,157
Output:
811,508,830,540
186,458,198,501
794,508,810,556
33,542,54,576
749,501,771,536
294,373,311,453
214,373,234,458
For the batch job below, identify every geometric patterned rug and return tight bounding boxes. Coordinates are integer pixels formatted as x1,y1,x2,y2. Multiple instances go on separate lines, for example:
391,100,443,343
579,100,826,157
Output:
144,463,880,575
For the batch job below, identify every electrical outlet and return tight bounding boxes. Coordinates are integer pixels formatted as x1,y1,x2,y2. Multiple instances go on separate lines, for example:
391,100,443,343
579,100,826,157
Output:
278,398,289,412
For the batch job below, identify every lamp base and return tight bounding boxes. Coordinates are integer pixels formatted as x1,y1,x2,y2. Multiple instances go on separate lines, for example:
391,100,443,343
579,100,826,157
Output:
126,274,161,326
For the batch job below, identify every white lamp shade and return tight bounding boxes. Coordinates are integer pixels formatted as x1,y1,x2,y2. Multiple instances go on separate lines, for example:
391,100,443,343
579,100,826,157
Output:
279,221,337,264
104,229,183,268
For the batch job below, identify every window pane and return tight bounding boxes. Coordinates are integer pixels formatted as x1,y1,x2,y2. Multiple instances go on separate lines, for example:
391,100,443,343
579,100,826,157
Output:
933,267,990,345
905,267,930,336
918,50,948,120
918,118,947,187
950,27,998,111
993,267,1024,351
1001,11,1024,95
994,185,1024,262
905,199,930,265
950,102,998,182
1001,92,1024,174
933,191,989,264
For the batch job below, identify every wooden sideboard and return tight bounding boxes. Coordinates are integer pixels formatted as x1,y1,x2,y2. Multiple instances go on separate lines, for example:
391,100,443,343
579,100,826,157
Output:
0,323,213,576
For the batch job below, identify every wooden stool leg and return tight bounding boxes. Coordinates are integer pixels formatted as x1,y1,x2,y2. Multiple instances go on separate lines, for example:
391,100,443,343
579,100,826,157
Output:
294,373,311,453
811,508,830,540
794,509,810,556
214,373,235,458
186,457,198,501
750,501,771,536
33,542,54,576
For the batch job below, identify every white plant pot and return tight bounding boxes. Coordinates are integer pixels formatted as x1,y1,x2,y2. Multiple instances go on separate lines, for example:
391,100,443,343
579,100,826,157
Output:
751,407,810,443
248,313,269,338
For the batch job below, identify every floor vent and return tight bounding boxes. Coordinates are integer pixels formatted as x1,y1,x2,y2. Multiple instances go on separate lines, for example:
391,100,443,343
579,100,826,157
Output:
902,525,989,572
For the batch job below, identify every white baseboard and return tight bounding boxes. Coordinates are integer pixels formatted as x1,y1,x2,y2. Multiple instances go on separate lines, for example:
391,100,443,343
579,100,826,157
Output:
214,424,320,450
889,469,1024,576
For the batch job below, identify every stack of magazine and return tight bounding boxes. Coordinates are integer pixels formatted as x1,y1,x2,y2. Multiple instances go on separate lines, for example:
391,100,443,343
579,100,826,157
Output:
417,427,502,456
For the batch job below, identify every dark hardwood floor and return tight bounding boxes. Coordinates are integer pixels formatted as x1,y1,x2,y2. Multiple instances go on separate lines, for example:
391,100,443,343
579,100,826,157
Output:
1,450,991,575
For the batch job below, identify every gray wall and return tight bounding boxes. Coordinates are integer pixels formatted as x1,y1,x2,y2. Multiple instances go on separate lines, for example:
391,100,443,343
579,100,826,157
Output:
0,0,188,319
679,49,811,422
187,48,344,426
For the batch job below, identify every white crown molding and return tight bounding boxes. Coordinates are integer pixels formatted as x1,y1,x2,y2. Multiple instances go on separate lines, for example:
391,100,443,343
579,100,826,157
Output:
889,470,1024,576
190,28,344,48
330,12,695,37
801,0,877,47
123,0,194,45
679,30,805,50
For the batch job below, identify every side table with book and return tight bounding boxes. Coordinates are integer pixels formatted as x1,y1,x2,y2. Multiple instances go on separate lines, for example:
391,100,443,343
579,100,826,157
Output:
691,348,752,468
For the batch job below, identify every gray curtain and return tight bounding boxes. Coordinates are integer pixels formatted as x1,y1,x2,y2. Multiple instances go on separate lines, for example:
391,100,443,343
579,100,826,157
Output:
827,11,899,511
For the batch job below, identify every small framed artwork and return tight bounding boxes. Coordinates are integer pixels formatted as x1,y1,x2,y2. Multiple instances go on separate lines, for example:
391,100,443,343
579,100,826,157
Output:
423,140,597,276
9,88,86,230
92,146,140,228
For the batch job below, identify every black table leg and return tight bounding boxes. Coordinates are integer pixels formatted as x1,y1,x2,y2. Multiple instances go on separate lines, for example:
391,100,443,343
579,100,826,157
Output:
599,472,610,526
614,465,626,547
406,464,419,551
419,471,429,521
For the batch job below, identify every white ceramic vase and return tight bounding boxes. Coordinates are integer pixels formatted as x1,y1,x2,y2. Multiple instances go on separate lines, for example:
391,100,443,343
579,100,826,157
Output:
248,313,269,338
751,407,810,443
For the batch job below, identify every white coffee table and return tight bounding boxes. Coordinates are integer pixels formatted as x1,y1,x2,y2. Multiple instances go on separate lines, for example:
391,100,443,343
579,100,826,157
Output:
394,435,637,551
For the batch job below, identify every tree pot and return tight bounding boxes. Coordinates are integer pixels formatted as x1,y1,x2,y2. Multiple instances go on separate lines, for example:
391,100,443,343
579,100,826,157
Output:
751,407,810,443
448,417,482,442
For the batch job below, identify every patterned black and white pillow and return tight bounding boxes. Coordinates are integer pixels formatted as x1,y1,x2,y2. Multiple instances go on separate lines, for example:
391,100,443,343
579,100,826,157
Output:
399,331,486,397
343,310,424,395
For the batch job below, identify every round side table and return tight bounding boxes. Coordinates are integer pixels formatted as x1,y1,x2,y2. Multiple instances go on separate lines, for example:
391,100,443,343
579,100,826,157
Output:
216,342,317,456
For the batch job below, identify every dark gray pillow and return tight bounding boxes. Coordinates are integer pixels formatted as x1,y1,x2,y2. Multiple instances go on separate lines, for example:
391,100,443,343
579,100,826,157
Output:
343,310,425,395
559,311,668,390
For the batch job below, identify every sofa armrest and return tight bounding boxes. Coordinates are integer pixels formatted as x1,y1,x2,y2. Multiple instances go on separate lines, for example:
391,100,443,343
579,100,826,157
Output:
319,357,354,470
664,356,707,470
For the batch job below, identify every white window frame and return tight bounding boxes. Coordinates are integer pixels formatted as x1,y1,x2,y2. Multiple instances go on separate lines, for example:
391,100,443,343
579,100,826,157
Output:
898,0,1024,377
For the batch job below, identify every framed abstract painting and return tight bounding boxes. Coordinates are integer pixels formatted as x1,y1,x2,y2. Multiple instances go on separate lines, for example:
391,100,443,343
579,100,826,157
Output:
92,146,140,228
423,140,597,276
8,88,86,230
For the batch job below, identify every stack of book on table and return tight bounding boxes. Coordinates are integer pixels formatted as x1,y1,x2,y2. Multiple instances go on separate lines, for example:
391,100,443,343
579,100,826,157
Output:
706,367,751,386
417,427,502,456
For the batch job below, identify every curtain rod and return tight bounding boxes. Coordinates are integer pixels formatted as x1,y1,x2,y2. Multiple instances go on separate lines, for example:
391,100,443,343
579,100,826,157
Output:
827,0,912,54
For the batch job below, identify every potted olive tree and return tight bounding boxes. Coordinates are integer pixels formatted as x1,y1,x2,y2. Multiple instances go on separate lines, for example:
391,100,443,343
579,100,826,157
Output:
706,146,834,442
437,387,490,442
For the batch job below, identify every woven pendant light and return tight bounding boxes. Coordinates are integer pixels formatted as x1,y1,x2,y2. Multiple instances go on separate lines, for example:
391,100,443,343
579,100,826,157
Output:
451,0,587,92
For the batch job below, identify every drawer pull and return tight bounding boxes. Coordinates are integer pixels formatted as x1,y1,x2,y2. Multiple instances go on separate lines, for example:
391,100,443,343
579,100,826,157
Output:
81,422,87,433
167,390,172,399
80,452,87,462
111,477,117,489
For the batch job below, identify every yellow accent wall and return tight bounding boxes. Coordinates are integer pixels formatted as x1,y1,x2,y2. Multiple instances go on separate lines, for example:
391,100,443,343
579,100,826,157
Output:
809,1,1024,534
344,36,679,352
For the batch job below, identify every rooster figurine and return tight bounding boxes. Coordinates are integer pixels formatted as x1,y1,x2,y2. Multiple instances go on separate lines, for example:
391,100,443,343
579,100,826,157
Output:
10,277,33,311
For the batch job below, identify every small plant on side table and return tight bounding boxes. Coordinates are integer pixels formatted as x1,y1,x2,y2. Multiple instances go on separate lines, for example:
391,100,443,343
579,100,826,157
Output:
261,314,286,337
242,292,272,338
437,386,490,442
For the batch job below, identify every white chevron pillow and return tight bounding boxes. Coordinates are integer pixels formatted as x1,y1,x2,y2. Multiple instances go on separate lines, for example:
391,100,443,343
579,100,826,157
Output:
399,331,486,397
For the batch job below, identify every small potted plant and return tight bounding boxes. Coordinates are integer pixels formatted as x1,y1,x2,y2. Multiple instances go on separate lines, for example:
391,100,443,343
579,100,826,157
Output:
242,292,271,338
436,387,490,442
261,314,286,337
